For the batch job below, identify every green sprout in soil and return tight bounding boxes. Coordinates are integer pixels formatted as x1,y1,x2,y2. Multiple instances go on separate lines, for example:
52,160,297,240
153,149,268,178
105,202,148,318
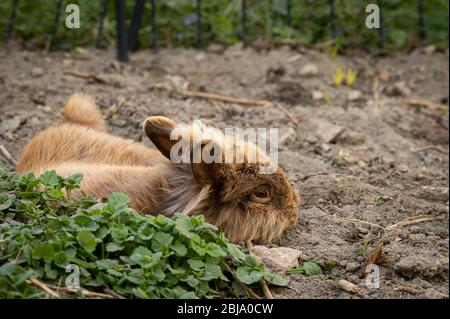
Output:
356,242,368,257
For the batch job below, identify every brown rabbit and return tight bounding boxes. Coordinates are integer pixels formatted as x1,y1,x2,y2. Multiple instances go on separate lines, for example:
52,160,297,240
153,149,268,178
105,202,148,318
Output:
16,94,300,243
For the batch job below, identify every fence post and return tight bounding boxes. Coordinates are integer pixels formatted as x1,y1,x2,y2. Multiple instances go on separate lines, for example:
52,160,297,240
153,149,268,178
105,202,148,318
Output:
286,0,292,27
49,0,64,51
115,0,128,61
241,0,248,47
418,0,426,41
128,0,145,52
4,0,20,40
150,0,157,49
196,0,202,47
328,0,336,39
377,0,384,50
95,0,110,47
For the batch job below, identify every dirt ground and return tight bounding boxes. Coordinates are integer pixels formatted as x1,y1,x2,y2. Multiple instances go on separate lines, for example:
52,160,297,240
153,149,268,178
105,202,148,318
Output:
0,43,448,299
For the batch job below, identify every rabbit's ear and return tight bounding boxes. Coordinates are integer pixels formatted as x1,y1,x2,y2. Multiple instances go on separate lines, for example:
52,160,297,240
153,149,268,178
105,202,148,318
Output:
191,160,220,185
191,140,221,185
144,116,177,159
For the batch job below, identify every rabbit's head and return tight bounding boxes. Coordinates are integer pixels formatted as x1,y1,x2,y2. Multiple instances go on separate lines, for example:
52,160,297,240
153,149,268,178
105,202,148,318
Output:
144,116,300,243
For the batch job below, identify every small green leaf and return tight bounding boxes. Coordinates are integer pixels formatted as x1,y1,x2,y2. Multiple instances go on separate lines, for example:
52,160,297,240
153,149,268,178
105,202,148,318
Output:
302,261,323,276
191,242,206,256
187,259,204,271
96,259,119,270
184,275,199,288
171,241,188,256
40,170,60,187
77,230,97,253
151,232,172,250
133,246,152,256
107,192,130,210
54,251,67,264
0,194,14,210
226,243,247,262
97,226,110,239
205,243,226,258
44,263,58,279
48,188,64,200
111,226,129,243
32,243,55,262
202,263,222,280
236,266,264,285
264,272,289,286
106,242,124,252
0,263,16,276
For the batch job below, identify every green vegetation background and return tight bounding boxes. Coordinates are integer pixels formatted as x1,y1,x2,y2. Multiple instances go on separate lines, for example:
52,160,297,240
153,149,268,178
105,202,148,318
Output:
0,0,448,51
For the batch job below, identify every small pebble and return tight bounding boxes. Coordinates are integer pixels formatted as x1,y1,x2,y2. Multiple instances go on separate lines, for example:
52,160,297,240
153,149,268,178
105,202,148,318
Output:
408,233,427,241
357,227,369,234
319,143,331,153
312,90,324,100
347,90,363,101
346,262,360,273
409,226,421,234
110,119,128,128
299,63,319,77
31,67,44,77
347,274,361,284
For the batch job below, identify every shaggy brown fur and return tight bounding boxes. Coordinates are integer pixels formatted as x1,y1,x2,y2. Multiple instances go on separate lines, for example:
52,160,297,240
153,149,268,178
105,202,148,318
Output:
16,94,300,243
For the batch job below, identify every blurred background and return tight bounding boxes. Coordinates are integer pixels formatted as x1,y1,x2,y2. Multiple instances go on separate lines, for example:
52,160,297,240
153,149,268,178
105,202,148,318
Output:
1,0,448,52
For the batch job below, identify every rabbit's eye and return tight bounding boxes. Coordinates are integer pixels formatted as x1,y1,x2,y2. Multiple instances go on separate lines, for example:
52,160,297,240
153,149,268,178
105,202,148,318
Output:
250,190,271,204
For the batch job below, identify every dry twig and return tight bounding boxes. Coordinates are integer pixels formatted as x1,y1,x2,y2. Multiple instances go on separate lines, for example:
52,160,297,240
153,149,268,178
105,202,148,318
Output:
27,278,60,298
104,288,126,299
413,145,449,156
153,83,272,107
0,144,17,166
63,70,108,84
372,77,381,112
328,128,347,144
335,215,434,232
360,243,389,277
48,285,114,299
385,215,435,231
223,261,260,299
27,278,121,299
334,217,386,231
406,99,448,112
275,103,301,126
105,101,126,119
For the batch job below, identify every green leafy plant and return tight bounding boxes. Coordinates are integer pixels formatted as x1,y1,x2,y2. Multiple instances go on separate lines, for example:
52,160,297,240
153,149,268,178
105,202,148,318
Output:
0,167,288,299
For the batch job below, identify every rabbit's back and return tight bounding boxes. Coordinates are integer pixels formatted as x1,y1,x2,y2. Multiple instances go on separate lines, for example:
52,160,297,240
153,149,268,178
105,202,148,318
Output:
16,123,165,174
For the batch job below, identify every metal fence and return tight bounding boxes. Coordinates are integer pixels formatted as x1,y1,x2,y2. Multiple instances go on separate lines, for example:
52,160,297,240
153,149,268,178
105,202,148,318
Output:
3,0,438,62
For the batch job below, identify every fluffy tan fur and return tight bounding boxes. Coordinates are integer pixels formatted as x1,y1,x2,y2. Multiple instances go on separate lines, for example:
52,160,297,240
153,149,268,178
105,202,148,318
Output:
16,94,300,243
